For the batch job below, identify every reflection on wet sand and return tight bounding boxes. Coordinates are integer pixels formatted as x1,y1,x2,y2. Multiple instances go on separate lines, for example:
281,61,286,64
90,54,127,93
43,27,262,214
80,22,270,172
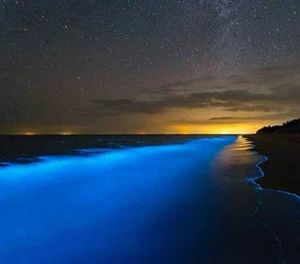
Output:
212,136,300,263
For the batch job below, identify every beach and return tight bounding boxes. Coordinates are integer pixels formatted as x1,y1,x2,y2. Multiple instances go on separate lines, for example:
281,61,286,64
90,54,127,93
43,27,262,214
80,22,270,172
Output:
0,135,299,263
245,134,300,195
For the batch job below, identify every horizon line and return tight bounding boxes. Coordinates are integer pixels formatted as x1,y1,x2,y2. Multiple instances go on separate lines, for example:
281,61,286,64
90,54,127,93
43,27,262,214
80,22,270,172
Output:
0,133,248,136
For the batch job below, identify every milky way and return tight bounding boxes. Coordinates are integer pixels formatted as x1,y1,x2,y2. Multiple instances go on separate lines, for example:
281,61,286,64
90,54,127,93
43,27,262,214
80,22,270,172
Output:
0,0,299,133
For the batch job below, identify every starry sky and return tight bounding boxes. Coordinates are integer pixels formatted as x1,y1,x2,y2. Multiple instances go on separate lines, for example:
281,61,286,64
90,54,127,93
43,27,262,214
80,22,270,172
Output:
1,0,299,134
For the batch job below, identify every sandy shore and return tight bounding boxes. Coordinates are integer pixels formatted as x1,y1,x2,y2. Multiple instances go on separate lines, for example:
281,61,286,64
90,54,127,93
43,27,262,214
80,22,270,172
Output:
245,134,300,195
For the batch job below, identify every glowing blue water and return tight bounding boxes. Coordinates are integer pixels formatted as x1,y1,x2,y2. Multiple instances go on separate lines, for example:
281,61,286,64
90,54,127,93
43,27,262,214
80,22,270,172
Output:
0,136,299,263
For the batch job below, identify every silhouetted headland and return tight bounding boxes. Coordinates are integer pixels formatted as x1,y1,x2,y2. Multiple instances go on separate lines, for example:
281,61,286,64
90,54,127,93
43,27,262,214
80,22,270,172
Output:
245,118,300,194
256,118,300,134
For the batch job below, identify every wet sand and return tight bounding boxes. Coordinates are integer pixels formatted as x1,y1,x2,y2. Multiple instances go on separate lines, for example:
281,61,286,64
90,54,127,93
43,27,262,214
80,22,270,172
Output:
245,134,300,195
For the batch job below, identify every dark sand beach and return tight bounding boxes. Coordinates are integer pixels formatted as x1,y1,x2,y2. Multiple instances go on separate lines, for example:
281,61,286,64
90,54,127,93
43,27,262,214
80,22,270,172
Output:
245,134,300,195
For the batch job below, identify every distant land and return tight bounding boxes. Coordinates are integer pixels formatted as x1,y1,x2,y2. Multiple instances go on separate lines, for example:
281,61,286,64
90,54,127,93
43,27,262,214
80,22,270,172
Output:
256,118,300,134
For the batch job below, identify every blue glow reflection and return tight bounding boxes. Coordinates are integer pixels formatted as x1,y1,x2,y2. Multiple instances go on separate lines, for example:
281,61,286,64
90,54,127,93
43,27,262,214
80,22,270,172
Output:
0,136,236,263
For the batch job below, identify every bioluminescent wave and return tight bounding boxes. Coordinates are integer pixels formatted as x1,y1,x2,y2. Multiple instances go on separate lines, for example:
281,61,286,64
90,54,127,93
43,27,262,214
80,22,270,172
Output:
0,136,299,263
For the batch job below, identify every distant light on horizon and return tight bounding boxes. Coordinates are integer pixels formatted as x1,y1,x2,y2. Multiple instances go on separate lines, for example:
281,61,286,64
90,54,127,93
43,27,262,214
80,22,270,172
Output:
60,131,74,136
23,131,37,136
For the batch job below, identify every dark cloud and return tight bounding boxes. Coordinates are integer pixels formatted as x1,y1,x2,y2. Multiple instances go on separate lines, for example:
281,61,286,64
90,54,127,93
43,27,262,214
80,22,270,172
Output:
91,64,300,117
209,116,261,121
208,113,290,122
169,112,298,126
91,88,297,114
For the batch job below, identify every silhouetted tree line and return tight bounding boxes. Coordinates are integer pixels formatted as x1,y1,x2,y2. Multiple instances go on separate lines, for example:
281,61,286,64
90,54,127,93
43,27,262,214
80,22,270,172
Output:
257,118,300,134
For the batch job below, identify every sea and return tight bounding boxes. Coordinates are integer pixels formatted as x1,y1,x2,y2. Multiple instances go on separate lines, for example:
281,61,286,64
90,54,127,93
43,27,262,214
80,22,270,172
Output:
0,135,299,263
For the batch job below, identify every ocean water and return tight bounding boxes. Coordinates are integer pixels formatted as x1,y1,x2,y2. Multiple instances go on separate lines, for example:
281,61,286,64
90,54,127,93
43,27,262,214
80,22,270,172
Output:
0,135,299,263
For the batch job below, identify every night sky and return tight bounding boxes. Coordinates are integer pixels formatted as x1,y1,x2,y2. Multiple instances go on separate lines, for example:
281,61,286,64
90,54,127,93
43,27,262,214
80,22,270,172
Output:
1,0,299,134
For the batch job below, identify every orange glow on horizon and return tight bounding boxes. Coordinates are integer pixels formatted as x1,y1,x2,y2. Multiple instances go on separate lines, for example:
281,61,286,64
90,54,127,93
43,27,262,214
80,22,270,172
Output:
9,122,266,135
137,130,146,135
166,123,262,135
22,131,36,136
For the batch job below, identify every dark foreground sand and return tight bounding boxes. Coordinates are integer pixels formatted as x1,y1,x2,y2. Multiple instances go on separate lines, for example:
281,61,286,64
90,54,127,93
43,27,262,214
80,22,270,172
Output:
245,134,300,195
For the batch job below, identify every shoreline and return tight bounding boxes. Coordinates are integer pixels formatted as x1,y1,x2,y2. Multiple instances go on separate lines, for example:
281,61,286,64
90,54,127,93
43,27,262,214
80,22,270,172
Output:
244,134,300,195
